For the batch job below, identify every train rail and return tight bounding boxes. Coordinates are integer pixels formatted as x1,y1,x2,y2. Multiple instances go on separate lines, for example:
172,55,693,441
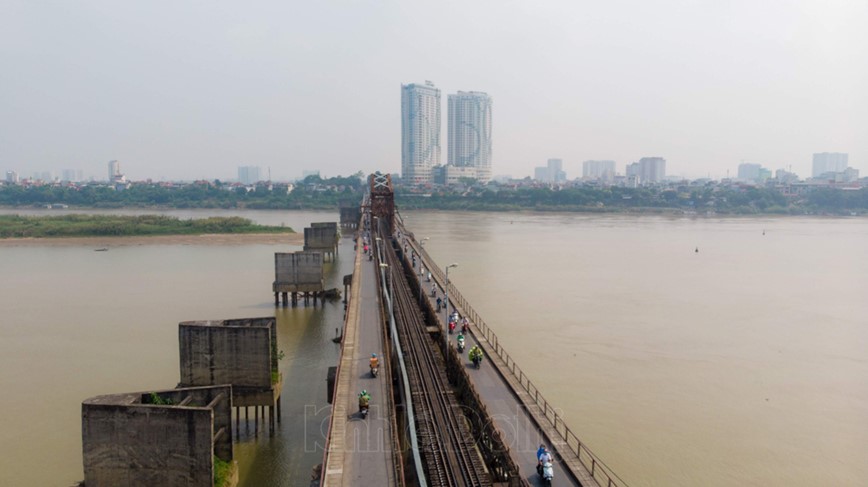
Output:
376,225,490,487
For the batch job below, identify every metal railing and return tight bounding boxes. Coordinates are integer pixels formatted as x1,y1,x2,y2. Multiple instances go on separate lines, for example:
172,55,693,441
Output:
412,237,629,487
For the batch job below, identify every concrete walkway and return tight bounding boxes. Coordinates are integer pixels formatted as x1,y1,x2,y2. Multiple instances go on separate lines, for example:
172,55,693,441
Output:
322,241,397,487
412,254,596,487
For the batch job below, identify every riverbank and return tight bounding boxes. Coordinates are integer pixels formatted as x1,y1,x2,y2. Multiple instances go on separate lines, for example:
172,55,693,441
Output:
0,232,304,247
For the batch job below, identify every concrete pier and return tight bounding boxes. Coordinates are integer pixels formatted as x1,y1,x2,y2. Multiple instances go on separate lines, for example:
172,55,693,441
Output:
178,317,282,435
273,251,325,306
81,385,236,487
304,222,339,261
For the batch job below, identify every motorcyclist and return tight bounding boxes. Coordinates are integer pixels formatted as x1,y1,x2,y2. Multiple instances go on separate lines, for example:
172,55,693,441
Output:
456,333,465,351
538,446,553,468
537,446,554,482
370,353,379,371
469,345,483,366
461,317,469,333
358,390,371,410
448,320,456,334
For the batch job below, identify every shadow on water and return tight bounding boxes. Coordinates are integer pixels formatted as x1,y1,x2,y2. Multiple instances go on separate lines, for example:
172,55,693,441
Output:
233,236,353,487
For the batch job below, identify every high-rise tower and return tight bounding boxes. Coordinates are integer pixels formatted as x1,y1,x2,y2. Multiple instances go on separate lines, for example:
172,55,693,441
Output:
401,81,441,185
447,91,492,183
108,160,120,182
812,152,848,177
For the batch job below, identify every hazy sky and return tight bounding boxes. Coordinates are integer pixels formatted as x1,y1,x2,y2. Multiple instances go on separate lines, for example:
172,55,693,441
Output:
2,1,866,181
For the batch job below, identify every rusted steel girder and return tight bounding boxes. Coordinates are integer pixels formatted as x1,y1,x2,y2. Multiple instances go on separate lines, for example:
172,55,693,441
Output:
369,172,395,235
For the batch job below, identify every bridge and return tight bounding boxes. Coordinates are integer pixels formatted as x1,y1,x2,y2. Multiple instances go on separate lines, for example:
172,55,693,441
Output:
320,173,627,487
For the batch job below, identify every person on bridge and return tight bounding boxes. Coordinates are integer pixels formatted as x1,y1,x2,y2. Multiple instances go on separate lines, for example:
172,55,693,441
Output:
538,446,553,465
436,296,442,310
369,353,379,370
358,390,371,410
469,345,483,366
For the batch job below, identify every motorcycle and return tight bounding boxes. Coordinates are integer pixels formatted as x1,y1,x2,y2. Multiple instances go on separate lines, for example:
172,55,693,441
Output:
472,354,482,369
457,337,465,353
537,461,554,486
461,323,468,334
359,404,369,419
448,321,456,334
370,364,379,377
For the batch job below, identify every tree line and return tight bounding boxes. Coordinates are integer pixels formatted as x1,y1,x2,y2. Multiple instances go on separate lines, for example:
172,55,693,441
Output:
2,177,867,214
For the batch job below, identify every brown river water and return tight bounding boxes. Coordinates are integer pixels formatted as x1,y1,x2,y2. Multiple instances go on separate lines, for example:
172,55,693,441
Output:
0,209,866,486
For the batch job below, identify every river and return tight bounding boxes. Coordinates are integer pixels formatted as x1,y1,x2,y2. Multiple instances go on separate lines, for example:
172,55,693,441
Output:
0,209,865,486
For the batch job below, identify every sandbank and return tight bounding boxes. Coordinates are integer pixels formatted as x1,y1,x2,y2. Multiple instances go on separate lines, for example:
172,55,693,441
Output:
0,233,305,247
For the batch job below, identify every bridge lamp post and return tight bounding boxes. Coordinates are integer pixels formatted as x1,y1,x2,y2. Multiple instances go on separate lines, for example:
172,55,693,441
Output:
418,237,430,304
444,263,458,350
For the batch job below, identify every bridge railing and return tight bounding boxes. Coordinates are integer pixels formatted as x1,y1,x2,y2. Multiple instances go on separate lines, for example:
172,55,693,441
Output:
414,240,629,487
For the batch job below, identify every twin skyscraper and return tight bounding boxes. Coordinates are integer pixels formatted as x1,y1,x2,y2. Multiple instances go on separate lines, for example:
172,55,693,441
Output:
401,81,492,185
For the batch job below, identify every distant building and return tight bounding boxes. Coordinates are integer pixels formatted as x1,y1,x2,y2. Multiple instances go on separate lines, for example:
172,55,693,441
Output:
6,170,18,184
817,167,860,183
61,169,83,183
738,163,760,180
583,160,616,181
812,153,848,178
108,160,120,182
402,81,441,185
302,170,320,180
447,91,493,183
434,165,480,185
638,157,666,183
238,166,261,185
775,169,799,184
533,158,566,183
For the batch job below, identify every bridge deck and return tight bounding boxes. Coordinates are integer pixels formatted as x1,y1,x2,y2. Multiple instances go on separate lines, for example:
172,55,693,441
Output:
322,239,397,487
410,240,600,487
324,228,603,486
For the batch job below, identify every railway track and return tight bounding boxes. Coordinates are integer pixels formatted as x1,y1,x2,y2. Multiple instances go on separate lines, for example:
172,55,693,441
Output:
378,227,490,487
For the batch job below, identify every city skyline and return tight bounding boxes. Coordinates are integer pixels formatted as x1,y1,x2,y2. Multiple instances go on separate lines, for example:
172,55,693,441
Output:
1,2,865,182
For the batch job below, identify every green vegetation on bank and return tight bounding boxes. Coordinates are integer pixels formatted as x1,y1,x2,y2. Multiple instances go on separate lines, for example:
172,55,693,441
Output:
396,185,868,215
1,172,867,215
0,214,295,238
0,174,364,210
